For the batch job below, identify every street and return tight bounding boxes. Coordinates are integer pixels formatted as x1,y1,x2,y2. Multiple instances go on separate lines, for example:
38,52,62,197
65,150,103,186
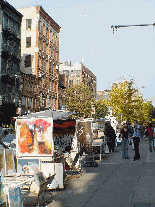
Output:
49,138,155,207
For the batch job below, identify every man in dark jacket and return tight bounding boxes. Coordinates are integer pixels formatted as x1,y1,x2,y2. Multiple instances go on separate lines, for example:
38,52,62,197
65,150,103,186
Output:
105,123,116,153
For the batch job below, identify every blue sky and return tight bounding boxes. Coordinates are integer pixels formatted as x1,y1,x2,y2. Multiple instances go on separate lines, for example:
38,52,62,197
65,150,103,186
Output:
8,0,155,100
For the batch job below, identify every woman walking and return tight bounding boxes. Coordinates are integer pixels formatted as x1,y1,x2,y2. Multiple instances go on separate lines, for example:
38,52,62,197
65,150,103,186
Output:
121,123,130,159
147,123,154,152
132,120,140,161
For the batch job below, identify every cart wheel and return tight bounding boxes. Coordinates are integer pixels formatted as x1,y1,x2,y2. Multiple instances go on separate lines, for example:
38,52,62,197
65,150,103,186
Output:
80,168,86,174
93,162,98,167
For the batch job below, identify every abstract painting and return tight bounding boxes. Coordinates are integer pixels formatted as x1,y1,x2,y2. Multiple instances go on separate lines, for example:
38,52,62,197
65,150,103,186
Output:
16,117,53,156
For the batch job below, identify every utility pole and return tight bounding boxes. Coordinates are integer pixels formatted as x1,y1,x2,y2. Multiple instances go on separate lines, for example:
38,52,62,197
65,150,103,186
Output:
110,23,155,34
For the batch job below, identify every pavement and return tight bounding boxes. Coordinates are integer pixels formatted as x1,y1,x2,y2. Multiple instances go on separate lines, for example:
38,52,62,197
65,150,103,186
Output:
23,137,155,207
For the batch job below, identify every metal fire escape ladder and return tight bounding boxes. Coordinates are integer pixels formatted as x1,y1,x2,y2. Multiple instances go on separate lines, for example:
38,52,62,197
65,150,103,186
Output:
110,23,155,34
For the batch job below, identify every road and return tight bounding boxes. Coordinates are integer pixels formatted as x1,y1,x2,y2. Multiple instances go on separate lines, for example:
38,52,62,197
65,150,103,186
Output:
50,138,155,207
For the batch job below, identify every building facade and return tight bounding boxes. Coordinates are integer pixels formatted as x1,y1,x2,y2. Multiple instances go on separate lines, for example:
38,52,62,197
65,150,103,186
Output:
0,0,22,107
58,73,69,110
59,61,97,99
97,90,111,101
18,5,60,112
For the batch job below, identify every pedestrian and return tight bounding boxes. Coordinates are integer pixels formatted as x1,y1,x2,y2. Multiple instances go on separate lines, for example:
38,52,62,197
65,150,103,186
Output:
132,120,140,161
146,123,154,152
141,123,145,141
105,123,116,153
144,125,148,138
121,123,131,159
127,122,133,145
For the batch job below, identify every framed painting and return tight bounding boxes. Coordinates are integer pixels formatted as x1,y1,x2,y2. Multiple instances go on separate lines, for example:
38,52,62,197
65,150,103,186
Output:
17,158,40,175
16,117,53,156
5,149,16,175
8,187,23,207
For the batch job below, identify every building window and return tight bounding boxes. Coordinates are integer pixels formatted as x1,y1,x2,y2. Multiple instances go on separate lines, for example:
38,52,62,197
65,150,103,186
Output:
43,24,45,35
24,55,31,67
53,32,55,42
39,38,41,49
46,26,48,38
46,44,48,53
41,58,43,68
43,42,44,52
26,19,32,30
26,37,31,48
39,20,41,32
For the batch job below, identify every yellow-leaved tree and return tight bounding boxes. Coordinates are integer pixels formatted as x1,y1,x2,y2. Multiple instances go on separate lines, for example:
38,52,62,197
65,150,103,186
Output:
107,77,153,124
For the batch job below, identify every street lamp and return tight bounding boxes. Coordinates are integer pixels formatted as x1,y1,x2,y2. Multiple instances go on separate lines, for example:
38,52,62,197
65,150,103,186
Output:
14,75,17,106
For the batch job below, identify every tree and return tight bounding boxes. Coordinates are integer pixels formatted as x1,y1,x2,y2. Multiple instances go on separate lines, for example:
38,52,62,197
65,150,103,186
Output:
65,83,95,118
107,77,153,124
94,100,108,119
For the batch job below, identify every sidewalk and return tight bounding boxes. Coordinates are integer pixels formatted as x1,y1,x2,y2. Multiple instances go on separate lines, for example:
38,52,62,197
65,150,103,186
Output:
48,138,155,207
22,138,155,207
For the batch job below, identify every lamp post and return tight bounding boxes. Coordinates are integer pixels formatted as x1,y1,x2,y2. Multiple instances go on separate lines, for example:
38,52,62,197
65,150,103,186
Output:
14,75,17,106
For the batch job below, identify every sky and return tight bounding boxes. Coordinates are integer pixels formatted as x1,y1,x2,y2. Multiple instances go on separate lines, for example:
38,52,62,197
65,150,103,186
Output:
8,0,155,100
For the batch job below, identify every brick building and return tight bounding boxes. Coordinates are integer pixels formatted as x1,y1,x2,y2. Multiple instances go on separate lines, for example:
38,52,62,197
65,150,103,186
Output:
0,0,22,124
58,73,69,110
97,90,111,101
18,5,60,112
0,0,22,106
59,61,97,102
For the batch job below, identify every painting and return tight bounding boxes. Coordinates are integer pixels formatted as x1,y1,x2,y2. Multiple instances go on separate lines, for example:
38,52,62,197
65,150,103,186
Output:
53,119,76,152
5,149,16,175
76,120,92,149
17,158,40,175
0,149,5,176
92,120,105,139
8,187,23,207
16,117,53,156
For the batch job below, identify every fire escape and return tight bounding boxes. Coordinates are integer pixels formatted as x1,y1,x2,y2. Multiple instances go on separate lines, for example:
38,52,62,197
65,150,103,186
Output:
1,16,21,106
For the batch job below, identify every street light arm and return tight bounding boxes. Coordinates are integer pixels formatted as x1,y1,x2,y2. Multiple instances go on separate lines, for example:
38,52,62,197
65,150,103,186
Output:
110,23,155,34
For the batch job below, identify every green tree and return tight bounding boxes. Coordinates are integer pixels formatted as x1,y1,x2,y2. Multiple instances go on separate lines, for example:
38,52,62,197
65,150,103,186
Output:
107,77,153,124
65,83,95,118
94,100,108,119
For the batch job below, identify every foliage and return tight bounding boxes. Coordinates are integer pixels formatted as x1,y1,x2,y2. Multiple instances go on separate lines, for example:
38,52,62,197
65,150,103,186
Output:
106,77,154,124
65,83,95,118
94,100,108,119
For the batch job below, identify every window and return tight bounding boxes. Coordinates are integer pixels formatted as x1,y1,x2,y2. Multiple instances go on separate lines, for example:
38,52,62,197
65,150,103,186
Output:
39,38,41,49
46,44,48,53
46,26,48,38
26,37,31,48
43,42,44,51
53,32,55,42
39,20,41,32
22,96,26,106
24,55,31,67
52,49,54,58
43,24,45,35
26,19,32,30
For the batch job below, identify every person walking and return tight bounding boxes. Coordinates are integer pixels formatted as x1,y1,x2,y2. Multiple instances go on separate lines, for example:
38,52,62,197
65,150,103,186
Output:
121,123,130,159
132,120,140,161
141,123,145,141
105,123,116,153
127,122,133,145
146,123,154,152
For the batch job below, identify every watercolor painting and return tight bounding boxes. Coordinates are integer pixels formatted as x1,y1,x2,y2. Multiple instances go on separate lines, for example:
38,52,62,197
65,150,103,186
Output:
17,158,40,175
8,187,23,207
16,117,53,156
